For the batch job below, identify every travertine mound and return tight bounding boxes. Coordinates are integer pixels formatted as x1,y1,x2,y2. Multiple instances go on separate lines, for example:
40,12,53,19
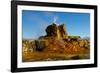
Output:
22,23,90,62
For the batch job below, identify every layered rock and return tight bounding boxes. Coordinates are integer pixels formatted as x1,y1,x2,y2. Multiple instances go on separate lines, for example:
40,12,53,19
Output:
22,23,90,62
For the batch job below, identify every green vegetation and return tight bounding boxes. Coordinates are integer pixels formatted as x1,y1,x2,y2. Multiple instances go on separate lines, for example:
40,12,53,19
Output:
68,36,80,39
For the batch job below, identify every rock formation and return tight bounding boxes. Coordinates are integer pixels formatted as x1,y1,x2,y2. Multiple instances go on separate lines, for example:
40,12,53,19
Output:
22,23,90,62
58,24,68,39
46,23,58,37
45,23,68,39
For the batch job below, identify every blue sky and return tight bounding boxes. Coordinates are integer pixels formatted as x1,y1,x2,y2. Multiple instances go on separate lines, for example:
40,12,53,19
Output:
22,10,90,39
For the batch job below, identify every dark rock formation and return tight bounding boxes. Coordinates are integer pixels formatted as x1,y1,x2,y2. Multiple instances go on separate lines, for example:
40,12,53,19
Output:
46,23,58,37
45,23,68,39
35,40,46,51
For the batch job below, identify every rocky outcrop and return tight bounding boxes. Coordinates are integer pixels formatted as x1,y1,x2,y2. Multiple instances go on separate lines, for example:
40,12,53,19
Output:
58,24,68,39
45,23,68,39
46,23,58,37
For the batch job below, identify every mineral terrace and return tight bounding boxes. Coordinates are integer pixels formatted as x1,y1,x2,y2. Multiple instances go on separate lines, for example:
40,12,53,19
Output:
22,23,90,62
